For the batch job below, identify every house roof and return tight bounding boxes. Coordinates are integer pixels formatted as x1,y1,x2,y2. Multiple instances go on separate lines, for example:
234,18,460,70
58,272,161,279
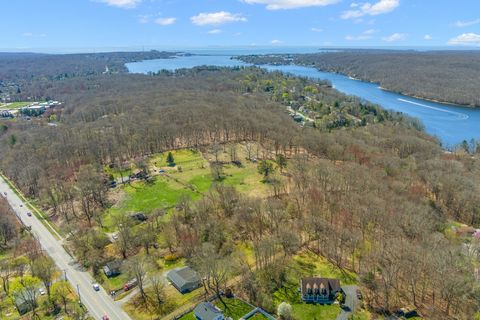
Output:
301,277,340,294
194,302,223,320
105,260,123,271
167,266,200,289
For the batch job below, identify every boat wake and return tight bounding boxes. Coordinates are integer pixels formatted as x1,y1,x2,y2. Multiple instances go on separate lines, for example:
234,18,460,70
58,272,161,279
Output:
397,98,469,120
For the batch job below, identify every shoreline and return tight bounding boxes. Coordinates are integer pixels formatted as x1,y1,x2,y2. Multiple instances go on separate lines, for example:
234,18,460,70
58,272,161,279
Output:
234,56,479,109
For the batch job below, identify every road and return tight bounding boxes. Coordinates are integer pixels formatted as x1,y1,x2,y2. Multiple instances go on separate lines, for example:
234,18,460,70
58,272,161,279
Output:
0,176,132,320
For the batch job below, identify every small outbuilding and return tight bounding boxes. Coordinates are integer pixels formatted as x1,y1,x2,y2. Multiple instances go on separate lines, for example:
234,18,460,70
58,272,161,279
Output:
103,260,123,278
194,302,225,320
166,266,201,294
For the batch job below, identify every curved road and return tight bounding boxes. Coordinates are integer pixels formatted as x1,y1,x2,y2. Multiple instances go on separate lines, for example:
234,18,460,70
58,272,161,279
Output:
0,176,131,320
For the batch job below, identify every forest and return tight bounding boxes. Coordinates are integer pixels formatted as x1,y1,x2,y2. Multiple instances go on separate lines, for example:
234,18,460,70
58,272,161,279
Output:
0,53,479,320
237,50,480,107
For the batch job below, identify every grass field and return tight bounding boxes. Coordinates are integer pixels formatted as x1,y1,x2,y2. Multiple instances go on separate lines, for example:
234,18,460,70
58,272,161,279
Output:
103,176,199,230
103,147,275,231
215,297,255,319
0,101,33,109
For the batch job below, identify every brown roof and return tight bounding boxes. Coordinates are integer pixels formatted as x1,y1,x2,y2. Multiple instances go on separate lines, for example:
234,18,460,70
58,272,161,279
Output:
301,277,341,294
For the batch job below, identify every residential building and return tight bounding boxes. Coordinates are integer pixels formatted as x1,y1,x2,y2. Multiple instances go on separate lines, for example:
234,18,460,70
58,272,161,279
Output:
300,277,342,304
194,302,225,320
166,266,201,293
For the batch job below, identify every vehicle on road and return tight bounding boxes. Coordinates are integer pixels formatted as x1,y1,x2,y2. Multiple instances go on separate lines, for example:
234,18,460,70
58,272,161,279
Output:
93,283,100,291
27,212,32,217
3,192,6,195
39,288,46,295
20,204,23,207
102,315,109,320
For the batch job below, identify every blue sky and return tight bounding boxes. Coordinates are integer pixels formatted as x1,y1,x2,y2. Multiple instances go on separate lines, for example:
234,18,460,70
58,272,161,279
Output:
2,0,480,52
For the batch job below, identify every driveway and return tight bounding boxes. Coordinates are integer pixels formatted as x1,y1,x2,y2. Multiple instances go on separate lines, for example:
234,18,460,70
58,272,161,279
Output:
337,285,360,320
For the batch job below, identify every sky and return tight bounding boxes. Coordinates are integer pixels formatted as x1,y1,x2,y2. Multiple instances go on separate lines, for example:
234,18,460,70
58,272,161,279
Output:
2,0,480,52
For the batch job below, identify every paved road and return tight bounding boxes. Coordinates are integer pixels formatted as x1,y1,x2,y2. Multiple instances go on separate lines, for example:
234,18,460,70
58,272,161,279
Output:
0,176,131,320
337,285,360,320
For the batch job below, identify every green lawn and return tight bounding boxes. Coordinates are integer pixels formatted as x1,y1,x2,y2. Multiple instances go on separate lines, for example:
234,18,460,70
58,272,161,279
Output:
99,272,130,291
215,297,255,320
177,310,195,319
0,101,32,109
150,149,207,171
103,176,199,230
291,303,341,320
104,164,134,180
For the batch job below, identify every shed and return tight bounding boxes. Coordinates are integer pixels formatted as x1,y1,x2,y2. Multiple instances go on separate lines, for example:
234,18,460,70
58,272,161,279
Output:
103,260,123,277
166,266,201,293
194,302,224,320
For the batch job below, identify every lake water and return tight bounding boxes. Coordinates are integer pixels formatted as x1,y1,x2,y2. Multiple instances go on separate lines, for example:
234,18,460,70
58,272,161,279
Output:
126,54,480,148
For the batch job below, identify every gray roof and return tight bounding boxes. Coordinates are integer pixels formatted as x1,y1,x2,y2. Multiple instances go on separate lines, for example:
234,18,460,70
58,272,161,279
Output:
166,266,200,289
194,302,224,320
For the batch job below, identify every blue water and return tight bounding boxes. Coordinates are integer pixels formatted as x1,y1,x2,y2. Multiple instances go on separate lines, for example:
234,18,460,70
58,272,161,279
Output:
126,54,480,148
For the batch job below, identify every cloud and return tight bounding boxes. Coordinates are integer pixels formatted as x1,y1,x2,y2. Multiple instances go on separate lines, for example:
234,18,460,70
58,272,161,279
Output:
208,29,222,34
342,0,399,19
382,32,406,42
22,32,47,38
96,0,141,9
271,39,283,44
454,18,480,28
345,35,371,40
191,11,247,26
448,33,480,46
424,34,432,40
242,0,340,10
155,17,176,25
345,29,375,41
137,14,151,24
311,27,323,32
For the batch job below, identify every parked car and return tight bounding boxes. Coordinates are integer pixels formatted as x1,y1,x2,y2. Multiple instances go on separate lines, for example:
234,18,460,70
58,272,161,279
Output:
102,315,109,320
356,289,363,300
92,283,100,291
27,212,32,217
123,279,138,291
39,288,46,295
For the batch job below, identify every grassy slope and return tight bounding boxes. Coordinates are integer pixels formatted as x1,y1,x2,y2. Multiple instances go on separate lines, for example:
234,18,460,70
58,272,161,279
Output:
103,147,274,231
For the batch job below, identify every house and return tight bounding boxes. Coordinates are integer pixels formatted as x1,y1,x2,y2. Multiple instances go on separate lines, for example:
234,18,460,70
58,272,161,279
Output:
194,302,225,320
300,277,342,304
166,266,201,293
103,260,123,277
14,290,37,315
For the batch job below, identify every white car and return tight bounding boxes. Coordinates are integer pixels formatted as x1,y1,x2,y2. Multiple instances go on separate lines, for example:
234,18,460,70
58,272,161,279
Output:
93,283,100,291
39,288,46,295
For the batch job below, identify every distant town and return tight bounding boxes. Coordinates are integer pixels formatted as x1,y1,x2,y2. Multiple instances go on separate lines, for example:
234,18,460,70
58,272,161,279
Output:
0,100,62,118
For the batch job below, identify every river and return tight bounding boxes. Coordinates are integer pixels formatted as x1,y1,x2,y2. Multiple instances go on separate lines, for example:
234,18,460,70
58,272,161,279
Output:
126,53,480,148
